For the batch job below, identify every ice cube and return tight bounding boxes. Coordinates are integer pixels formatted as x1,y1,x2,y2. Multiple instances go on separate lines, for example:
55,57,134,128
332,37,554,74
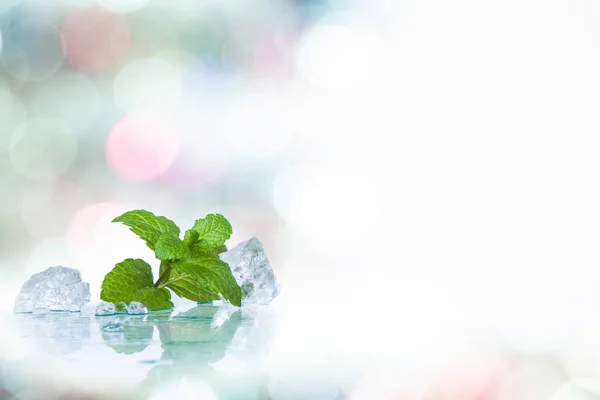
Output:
114,302,129,314
127,301,148,314
14,266,91,313
220,237,280,305
96,301,116,316
101,318,125,333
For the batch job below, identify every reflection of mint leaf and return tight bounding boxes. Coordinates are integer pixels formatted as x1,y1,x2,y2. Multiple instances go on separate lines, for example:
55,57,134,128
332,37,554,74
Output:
170,256,242,306
101,316,154,355
113,210,180,250
154,232,186,261
131,287,174,310
100,310,173,355
133,305,242,398
101,259,154,304
189,214,232,249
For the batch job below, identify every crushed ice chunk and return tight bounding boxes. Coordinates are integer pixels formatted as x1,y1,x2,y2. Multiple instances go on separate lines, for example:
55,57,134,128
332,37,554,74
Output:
14,266,90,313
95,301,116,316
101,318,124,333
127,301,148,314
114,302,129,314
220,237,280,305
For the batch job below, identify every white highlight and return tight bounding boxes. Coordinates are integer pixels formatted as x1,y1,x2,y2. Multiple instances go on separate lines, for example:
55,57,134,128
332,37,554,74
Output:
9,118,76,180
0,85,27,154
31,71,100,132
296,16,386,89
149,379,219,400
272,164,380,250
98,0,150,13
114,58,183,114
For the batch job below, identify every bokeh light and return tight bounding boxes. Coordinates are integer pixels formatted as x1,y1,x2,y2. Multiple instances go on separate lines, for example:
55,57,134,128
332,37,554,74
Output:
98,0,151,14
0,19,63,81
171,137,228,188
61,5,130,71
19,181,90,239
271,164,381,250
9,118,77,181
113,57,183,114
221,91,294,159
22,237,72,279
295,16,384,90
0,0,21,13
105,114,179,182
148,380,218,400
29,71,100,132
0,85,27,153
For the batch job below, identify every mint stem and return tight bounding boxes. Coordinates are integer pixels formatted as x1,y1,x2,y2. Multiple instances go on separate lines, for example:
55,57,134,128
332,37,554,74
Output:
154,264,172,288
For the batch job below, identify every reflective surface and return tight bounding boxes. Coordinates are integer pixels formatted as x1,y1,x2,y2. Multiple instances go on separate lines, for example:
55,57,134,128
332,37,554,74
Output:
1,303,278,399
5,299,600,399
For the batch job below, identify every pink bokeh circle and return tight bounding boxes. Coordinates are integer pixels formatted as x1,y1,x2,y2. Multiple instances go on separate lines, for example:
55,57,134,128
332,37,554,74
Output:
61,5,130,71
105,114,179,182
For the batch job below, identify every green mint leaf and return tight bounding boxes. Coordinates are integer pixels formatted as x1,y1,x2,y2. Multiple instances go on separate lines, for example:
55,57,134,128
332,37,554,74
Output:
113,210,180,250
157,308,241,364
187,242,228,258
183,229,199,246
159,260,169,280
131,287,174,310
166,267,221,303
189,214,232,249
154,232,186,261
104,209,246,311
100,258,154,304
169,255,242,306
157,261,218,302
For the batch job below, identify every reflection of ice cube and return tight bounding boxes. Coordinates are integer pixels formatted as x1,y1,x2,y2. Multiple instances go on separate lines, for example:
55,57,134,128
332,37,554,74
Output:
219,237,280,305
14,311,91,355
211,302,239,328
13,266,90,313
97,313,156,354
211,306,276,371
100,317,125,333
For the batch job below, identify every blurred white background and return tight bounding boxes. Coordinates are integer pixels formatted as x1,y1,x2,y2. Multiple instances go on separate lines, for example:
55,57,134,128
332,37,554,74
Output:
3,0,600,397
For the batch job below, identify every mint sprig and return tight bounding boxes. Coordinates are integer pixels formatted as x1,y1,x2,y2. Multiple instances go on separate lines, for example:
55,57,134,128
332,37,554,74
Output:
101,210,241,310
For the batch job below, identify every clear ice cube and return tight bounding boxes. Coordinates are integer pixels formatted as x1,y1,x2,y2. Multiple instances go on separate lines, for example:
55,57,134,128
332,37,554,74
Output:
127,301,148,314
114,302,129,314
95,301,116,316
14,266,91,313
219,237,280,305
